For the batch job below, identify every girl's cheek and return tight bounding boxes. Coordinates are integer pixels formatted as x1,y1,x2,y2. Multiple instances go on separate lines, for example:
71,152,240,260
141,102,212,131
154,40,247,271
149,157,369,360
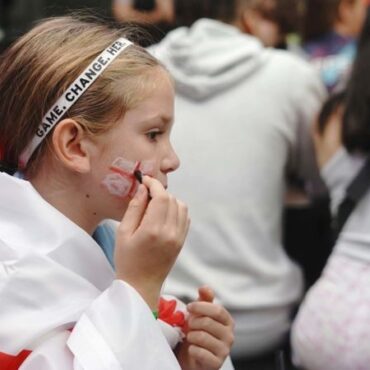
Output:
139,160,155,177
101,157,155,199
101,173,133,199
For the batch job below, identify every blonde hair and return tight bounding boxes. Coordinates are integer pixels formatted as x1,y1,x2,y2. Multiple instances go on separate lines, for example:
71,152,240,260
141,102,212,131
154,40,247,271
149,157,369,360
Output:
0,15,163,174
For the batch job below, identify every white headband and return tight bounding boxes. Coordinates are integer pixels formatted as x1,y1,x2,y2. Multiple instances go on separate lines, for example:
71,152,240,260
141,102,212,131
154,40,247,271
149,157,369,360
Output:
19,37,133,168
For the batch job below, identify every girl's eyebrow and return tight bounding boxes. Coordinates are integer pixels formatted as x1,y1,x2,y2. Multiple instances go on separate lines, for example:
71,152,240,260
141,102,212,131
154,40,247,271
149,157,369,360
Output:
139,114,173,126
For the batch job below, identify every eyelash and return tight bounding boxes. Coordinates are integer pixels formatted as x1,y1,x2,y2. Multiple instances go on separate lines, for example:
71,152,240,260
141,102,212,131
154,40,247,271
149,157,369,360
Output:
146,130,163,141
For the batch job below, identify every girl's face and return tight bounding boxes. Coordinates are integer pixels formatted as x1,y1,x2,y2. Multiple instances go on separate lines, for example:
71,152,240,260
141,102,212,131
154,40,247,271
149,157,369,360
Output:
90,67,179,219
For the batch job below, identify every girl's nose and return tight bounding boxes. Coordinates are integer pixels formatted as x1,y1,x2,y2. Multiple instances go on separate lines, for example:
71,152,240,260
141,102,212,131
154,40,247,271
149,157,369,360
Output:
162,143,180,174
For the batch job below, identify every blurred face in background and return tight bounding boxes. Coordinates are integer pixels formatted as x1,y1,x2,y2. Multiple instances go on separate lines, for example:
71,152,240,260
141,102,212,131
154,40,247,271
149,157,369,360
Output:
244,8,283,46
351,0,368,35
241,0,301,47
338,0,368,37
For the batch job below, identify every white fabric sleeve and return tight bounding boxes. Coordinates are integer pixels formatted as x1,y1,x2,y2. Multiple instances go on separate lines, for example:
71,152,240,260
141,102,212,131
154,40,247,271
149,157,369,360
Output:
20,280,181,370
222,356,235,370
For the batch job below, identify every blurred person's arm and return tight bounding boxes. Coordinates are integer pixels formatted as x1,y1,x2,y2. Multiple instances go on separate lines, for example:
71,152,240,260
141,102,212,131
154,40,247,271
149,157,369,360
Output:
286,91,344,206
286,65,328,201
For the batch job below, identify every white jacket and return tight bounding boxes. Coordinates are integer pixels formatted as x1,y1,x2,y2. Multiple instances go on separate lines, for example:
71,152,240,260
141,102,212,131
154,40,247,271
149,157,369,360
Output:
150,19,327,356
0,173,181,369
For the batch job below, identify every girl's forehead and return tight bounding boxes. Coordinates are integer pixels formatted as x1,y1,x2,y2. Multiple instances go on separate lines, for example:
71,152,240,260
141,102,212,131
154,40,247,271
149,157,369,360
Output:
115,78,174,128
143,67,173,91
122,66,173,107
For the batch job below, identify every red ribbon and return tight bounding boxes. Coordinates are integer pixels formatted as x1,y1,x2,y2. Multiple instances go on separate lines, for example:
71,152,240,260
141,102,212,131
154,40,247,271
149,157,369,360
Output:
0,350,31,370
0,328,73,368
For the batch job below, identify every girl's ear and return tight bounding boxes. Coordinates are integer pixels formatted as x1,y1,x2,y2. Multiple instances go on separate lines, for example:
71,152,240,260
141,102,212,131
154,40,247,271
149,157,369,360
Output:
51,119,93,173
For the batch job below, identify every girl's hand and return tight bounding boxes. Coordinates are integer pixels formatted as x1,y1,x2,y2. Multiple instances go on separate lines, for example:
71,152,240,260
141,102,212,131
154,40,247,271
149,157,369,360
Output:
114,176,190,309
176,287,234,370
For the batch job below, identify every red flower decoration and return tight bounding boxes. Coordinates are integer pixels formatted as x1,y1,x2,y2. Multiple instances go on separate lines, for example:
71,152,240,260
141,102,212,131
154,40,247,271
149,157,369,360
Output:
158,297,187,332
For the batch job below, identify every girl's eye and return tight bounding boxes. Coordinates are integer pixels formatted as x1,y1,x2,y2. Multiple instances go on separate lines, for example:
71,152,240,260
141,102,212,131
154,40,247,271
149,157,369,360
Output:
146,131,161,141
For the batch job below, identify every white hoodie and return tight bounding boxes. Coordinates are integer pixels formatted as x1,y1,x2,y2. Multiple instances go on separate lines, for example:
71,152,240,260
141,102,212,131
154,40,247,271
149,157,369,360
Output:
150,19,327,357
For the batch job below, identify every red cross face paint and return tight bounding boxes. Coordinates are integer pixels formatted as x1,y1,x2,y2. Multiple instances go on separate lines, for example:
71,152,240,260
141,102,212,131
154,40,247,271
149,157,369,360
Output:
101,157,155,199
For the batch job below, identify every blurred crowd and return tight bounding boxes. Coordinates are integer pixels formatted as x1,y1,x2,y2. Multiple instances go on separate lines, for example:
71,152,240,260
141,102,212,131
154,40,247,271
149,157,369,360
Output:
1,0,366,92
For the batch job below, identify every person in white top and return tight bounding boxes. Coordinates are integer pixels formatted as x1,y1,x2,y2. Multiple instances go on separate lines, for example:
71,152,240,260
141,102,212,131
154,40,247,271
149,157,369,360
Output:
0,15,234,370
292,10,370,369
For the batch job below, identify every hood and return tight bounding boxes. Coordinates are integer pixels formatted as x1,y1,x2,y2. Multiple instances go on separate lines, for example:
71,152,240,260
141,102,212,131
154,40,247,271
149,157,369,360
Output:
150,18,268,100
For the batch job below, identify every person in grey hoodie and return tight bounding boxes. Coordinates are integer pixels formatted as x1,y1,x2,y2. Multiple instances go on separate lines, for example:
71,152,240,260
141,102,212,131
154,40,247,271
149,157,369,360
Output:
148,0,327,368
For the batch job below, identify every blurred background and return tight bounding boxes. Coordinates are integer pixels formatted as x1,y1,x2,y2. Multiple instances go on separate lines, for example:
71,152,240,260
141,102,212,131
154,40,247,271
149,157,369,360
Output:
0,0,112,51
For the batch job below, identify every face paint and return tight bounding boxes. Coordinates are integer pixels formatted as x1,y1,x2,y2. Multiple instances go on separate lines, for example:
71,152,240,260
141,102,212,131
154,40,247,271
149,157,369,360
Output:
101,157,155,199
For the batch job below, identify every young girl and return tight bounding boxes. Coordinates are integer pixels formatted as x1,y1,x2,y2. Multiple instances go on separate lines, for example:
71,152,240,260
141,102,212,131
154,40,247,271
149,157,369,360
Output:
0,16,234,370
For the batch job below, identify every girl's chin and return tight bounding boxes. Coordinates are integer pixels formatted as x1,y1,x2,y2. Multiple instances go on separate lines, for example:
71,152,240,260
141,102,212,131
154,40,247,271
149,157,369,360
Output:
106,200,129,221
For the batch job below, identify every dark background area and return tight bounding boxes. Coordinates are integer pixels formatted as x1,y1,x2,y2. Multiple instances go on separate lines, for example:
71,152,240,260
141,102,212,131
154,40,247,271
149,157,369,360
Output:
0,0,113,51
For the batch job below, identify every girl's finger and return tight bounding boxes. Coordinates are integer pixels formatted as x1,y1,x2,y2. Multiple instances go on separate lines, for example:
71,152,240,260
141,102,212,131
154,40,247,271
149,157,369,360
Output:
164,194,178,227
187,302,234,327
176,200,190,245
188,344,224,370
188,316,234,344
187,330,227,358
141,175,167,198
197,286,214,303
140,175,169,227
117,184,149,236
